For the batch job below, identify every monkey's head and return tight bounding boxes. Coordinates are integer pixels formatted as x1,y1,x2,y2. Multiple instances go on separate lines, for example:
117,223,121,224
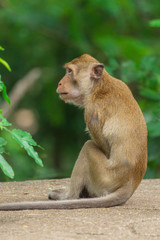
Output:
56,54,104,106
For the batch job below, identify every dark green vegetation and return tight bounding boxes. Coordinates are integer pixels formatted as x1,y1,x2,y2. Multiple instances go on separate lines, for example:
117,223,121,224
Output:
0,0,160,180
0,49,43,179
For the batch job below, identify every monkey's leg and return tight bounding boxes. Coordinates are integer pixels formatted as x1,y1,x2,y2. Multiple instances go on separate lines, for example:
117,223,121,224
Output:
67,140,110,199
83,140,115,196
48,142,89,200
49,140,110,200
84,140,133,196
66,141,90,199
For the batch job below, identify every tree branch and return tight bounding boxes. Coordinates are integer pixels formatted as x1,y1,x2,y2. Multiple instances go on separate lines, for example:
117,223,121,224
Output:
1,68,42,118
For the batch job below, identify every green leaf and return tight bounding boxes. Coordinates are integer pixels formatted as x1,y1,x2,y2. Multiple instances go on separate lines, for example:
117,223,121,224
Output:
0,57,11,71
0,112,12,127
11,129,37,146
149,19,160,27
11,129,43,167
0,76,11,105
2,83,11,105
10,129,24,147
0,79,3,92
140,88,160,101
0,137,7,154
0,154,14,179
0,46,4,51
0,137,7,147
0,147,5,154
22,141,43,167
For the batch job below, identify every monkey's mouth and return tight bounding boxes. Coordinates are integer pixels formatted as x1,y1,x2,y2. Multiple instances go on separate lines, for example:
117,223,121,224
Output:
59,92,68,96
59,93,69,99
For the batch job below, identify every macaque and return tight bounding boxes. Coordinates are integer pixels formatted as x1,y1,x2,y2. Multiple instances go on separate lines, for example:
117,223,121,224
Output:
0,54,147,210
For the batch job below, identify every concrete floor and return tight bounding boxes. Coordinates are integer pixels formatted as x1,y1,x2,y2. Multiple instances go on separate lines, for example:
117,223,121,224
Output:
0,179,159,240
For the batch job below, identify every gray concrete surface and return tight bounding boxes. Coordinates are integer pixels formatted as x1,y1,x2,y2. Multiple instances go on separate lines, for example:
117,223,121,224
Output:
0,179,159,240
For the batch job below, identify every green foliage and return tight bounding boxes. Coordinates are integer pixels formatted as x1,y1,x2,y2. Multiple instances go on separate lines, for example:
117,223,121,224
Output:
149,19,160,27
0,155,14,179
0,46,11,72
0,48,11,105
0,76,11,105
0,48,43,178
0,0,160,180
0,110,43,178
11,129,43,167
0,136,14,178
0,58,11,72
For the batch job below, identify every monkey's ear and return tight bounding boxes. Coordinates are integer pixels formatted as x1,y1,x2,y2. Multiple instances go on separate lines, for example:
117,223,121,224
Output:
91,63,104,80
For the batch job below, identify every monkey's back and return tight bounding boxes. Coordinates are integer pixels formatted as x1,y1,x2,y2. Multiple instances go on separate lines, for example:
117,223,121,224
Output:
85,72,147,191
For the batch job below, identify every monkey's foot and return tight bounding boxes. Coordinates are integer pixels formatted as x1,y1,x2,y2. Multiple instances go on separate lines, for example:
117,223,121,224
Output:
48,189,66,200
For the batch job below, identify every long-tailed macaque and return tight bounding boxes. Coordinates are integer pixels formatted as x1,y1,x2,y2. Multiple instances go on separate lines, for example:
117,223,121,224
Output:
0,54,147,210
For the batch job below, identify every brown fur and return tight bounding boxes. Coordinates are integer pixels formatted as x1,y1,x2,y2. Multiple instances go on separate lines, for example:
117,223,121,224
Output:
0,54,147,210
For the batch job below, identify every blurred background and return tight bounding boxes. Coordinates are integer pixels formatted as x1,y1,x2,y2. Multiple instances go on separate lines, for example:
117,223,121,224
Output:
0,0,160,181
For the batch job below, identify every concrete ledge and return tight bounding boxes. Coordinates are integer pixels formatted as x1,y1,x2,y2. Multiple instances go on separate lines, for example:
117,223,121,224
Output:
0,179,159,240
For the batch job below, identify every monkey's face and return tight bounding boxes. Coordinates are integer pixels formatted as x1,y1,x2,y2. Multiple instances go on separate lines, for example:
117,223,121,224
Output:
56,55,104,106
56,64,85,106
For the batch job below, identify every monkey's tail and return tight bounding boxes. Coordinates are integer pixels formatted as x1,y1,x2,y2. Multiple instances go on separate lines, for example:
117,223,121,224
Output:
0,188,132,210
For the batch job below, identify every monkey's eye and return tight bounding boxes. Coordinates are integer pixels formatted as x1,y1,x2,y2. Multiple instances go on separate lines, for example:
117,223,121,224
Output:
66,68,72,74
